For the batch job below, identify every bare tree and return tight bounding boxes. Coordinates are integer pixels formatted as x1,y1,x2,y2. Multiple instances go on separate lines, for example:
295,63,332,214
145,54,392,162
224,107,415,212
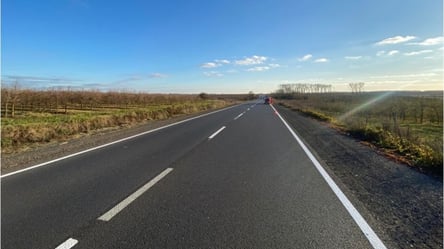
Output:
247,91,255,100
349,83,357,93
419,97,425,124
2,87,11,117
431,101,443,124
358,82,365,93
349,82,364,94
9,80,22,117
277,83,332,94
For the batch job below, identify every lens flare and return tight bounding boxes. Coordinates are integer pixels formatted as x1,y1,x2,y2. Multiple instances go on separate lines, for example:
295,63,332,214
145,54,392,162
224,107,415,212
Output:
337,92,395,122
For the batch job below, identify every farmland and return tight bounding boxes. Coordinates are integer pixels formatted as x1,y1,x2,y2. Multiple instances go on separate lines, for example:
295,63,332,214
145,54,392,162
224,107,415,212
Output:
1,88,236,153
274,90,443,175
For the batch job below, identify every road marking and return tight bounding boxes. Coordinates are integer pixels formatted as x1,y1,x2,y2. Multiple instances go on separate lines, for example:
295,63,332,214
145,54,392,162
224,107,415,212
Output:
208,126,226,140
234,113,244,120
270,104,387,249
1,104,241,178
98,168,173,222
55,238,78,249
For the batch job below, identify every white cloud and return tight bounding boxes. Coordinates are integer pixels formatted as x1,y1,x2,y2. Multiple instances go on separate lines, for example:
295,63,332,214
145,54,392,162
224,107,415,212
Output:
235,55,267,65
149,73,168,78
376,51,386,56
215,59,230,64
376,50,398,56
376,35,416,45
246,66,270,72
201,59,231,69
404,50,433,56
370,73,437,79
112,73,168,85
314,58,329,63
201,62,219,68
203,71,223,77
387,50,399,56
298,54,312,61
345,56,362,60
269,63,281,68
412,36,444,46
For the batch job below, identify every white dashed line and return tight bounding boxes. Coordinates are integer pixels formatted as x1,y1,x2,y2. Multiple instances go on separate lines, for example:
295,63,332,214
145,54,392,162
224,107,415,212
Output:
1,105,240,178
208,126,226,140
98,168,174,222
234,113,244,120
55,238,78,249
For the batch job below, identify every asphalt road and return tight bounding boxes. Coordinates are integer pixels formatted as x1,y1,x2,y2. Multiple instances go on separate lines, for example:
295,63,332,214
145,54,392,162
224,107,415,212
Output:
1,102,387,249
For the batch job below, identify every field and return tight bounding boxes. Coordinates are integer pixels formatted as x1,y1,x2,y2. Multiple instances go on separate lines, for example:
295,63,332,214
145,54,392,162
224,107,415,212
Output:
1,88,240,153
274,91,443,174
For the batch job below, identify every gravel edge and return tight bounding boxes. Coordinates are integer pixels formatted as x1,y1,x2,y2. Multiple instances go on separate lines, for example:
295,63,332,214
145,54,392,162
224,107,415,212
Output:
1,106,235,175
276,104,442,249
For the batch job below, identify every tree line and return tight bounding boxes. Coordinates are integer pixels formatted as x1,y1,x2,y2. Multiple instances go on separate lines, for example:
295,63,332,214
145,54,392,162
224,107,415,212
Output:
276,83,333,94
1,86,203,118
349,82,365,93
276,83,366,95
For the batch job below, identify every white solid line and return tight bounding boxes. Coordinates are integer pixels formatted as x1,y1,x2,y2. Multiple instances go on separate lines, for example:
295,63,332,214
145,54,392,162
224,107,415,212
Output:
98,168,173,222
270,104,387,249
55,238,78,249
208,126,226,140
1,104,240,178
234,113,244,120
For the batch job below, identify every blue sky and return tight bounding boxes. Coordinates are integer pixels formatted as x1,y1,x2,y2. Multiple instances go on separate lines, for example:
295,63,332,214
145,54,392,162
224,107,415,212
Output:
2,0,443,93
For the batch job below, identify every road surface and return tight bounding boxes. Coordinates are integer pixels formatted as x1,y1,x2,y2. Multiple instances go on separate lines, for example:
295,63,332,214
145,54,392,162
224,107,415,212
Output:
1,102,387,249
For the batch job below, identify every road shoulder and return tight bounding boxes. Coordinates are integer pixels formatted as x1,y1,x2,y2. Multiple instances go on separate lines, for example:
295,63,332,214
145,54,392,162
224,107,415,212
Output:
275,104,443,249
1,107,233,175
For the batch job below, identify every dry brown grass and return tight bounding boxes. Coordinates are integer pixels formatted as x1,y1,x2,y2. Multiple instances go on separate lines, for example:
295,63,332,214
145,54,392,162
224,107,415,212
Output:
276,92,443,175
1,93,230,153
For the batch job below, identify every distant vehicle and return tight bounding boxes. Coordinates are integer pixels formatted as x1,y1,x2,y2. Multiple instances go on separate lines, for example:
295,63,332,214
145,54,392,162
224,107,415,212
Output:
264,96,272,104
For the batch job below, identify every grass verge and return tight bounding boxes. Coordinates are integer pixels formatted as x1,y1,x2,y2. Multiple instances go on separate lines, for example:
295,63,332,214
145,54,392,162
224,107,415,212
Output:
2,100,229,153
278,98,442,177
